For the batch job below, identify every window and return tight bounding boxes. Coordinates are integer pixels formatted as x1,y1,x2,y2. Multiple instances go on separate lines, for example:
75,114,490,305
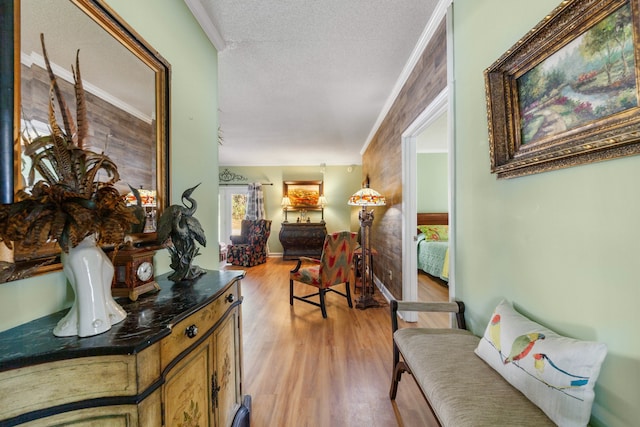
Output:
231,193,247,234
219,186,247,244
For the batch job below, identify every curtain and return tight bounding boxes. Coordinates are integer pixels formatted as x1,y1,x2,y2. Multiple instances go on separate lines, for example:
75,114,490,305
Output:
245,183,265,220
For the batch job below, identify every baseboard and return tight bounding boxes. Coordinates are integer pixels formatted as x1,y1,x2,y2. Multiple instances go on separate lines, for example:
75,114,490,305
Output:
374,275,393,305
374,275,415,322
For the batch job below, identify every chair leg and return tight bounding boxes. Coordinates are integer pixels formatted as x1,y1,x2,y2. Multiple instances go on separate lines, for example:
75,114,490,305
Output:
319,289,327,318
345,281,353,308
289,279,294,306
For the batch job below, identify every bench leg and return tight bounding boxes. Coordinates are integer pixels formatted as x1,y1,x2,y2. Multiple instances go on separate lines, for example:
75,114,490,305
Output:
390,360,408,400
390,342,403,399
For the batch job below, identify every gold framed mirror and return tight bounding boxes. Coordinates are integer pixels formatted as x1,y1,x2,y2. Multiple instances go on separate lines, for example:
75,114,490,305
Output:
2,0,170,281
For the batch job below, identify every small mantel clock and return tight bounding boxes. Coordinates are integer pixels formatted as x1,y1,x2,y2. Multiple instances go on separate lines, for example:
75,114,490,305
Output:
111,245,160,301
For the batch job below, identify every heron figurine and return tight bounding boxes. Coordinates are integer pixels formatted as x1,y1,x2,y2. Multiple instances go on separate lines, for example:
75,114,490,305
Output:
157,183,207,282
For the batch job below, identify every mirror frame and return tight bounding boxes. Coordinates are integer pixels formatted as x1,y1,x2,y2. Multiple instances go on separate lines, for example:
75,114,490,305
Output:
1,0,170,281
0,1,16,204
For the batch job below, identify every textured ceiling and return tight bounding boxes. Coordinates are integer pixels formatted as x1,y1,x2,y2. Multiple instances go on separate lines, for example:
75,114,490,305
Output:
188,0,439,166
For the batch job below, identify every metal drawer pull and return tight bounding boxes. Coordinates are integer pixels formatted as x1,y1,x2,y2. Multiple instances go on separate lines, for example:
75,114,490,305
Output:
226,293,235,303
185,324,198,338
211,372,220,408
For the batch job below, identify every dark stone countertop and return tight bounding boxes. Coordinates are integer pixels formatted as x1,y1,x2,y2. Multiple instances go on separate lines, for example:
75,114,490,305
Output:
0,269,245,372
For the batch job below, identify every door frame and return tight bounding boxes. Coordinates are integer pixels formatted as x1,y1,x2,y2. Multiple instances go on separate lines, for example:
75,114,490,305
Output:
400,3,455,322
401,88,450,322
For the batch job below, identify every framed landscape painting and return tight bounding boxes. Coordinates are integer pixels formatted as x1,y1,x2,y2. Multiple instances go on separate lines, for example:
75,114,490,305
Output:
485,0,640,178
284,180,323,207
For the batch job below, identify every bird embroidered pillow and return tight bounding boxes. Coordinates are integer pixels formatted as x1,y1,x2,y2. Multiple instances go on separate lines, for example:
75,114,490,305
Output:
474,299,607,427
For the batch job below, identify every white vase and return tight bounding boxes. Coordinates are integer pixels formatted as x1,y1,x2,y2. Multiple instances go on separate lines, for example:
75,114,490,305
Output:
53,234,127,338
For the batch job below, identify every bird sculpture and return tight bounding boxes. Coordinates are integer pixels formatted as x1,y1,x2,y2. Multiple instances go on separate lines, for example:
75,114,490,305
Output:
504,332,545,365
157,183,207,282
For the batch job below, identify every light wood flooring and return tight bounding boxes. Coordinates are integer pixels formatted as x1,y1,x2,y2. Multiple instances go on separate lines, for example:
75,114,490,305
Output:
223,258,450,426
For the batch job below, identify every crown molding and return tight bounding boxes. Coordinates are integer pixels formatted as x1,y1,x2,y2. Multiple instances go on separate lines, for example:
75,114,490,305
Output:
183,0,226,52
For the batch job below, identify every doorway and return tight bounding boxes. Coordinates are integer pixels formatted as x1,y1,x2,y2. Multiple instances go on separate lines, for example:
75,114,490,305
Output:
219,185,248,245
401,88,451,322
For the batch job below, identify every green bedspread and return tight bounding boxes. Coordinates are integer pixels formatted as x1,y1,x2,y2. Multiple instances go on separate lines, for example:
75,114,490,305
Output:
417,234,449,281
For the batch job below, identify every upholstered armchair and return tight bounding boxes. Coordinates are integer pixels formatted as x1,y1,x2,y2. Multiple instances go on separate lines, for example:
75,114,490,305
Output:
227,219,272,267
289,231,358,318
230,219,252,245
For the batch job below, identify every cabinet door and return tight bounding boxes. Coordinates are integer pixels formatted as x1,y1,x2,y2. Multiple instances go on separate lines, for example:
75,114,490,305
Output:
212,309,241,427
163,340,213,427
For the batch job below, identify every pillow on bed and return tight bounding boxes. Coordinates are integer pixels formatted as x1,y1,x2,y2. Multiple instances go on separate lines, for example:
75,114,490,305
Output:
416,225,448,241
475,299,607,427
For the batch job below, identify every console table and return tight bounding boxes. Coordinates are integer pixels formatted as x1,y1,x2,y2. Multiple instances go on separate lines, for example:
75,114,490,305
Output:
0,270,250,427
279,222,327,260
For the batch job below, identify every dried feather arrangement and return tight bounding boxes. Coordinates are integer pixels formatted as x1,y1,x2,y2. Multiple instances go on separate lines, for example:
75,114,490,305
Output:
0,35,137,254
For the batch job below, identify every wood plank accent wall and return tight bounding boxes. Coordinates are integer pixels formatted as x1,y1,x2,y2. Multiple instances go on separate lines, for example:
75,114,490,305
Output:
363,20,447,299
20,64,156,196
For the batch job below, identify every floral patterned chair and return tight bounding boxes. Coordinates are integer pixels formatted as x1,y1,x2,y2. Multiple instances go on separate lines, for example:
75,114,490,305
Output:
289,231,358,318
227,219,272,267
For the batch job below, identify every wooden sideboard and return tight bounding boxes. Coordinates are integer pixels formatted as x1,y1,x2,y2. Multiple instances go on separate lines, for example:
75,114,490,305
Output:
0,270,249,427
279,222,327,260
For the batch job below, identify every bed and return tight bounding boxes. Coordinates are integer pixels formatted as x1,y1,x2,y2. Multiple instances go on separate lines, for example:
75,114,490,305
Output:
416,213,449,282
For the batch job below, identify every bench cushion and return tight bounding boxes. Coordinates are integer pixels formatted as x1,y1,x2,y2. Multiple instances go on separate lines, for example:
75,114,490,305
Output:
395,328,555,426
475,300,607,427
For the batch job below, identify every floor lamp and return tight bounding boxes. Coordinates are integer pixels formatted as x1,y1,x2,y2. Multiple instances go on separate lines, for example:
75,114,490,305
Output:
348,185,386,309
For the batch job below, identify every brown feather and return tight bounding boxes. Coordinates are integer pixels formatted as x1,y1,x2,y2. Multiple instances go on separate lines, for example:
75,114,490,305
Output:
73,50,88,149
47,94,74,184
41,34,75,141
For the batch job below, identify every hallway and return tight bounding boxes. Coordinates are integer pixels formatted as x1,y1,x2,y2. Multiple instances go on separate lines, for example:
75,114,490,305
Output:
225,258,447,426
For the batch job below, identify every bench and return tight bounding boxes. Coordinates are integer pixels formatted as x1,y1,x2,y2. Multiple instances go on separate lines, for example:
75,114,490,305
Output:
389,300,606,426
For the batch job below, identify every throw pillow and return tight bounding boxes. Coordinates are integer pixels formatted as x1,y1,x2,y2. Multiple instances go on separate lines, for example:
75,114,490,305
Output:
416,225,448,241
475,299,607,427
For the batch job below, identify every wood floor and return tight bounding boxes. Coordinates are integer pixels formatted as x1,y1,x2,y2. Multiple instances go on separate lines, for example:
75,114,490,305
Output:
223,258,450,426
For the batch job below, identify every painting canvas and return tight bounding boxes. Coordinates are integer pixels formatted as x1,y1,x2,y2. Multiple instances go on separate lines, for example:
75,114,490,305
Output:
284,181,323,207
288,184,320,207
518,2,637,145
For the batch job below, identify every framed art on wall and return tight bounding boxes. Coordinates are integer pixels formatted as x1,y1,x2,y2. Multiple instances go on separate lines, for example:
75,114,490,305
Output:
485,0,640,178
283,180,323,207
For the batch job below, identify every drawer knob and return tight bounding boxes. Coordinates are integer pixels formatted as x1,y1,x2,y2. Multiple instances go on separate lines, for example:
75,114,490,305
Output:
185,324,198,338
226,293,235,303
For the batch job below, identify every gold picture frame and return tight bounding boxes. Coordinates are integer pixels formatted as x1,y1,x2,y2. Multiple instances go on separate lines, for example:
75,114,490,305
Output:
485,0,640,178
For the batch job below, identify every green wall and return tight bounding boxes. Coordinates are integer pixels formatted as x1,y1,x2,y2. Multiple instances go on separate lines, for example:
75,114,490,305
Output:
0,0,219,332
417,153,448,213
453,1,640,426
219,165,363,253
